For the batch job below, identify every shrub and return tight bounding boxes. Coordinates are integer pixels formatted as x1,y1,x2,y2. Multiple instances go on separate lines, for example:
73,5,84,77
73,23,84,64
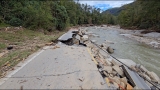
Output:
9,18,22,26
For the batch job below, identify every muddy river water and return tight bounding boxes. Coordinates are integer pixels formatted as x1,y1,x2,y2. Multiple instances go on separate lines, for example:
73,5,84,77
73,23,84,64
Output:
85,26,160,77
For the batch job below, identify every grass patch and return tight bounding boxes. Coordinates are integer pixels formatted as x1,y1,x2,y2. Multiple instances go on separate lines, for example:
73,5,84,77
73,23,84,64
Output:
0,43,6,50
0,23,10,28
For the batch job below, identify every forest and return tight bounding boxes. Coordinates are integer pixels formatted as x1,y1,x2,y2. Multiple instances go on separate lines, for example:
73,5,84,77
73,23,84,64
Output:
117,0,160,31
0,0,116,31
0,0,159,31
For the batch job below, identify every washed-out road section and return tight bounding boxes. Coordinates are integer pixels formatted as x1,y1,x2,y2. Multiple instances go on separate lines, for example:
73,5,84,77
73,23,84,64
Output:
0,44,108,89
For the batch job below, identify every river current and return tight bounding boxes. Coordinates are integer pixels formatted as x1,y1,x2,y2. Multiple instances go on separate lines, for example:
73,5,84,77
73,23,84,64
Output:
85,26,160,77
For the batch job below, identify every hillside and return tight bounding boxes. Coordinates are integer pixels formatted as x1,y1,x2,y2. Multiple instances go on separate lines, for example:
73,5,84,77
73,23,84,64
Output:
102,7,122,16
118,0,160,31
102,2,134,16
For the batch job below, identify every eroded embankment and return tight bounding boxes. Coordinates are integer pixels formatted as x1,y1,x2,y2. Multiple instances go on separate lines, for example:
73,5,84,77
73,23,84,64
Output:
58,27,160,89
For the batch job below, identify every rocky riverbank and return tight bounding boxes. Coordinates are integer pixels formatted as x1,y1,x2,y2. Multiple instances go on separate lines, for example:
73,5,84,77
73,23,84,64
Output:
58,27,160,89
111,26,160,49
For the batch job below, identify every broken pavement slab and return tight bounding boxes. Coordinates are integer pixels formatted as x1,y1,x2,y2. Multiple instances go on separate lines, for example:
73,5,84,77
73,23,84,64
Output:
0,44,108,89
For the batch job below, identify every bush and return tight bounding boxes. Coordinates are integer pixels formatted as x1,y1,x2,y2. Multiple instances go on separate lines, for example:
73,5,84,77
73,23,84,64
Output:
9,18,22,26
139,22,150,29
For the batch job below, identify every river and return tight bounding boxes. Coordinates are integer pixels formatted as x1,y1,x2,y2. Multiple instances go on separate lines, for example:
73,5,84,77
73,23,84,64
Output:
84,26,160,77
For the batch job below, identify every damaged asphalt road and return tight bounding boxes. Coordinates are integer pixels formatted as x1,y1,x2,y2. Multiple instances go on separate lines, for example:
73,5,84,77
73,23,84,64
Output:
0,44,108,89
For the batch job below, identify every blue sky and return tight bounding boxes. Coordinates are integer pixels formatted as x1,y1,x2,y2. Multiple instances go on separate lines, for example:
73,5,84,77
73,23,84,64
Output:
94,4,112,11
78,1,134,12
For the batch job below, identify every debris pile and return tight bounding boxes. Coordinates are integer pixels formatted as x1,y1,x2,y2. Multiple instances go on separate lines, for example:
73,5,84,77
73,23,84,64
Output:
58,28,160,90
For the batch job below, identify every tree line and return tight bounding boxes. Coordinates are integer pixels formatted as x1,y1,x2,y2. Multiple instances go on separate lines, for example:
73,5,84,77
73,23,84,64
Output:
0,0,117,31
0,0,159,31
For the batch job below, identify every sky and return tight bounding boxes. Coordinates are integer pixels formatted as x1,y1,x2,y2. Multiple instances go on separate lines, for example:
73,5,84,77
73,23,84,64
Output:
78,0,134,12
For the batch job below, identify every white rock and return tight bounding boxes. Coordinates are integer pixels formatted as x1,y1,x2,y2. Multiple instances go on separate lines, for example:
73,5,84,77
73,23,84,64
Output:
120,77,128,85
111,60,121,66
113,82,119,89
105,59,112,66
75,35,80,40
91,40,96,43
139,65,148,72
143,73,151,81
103,66,112,73
120,82,125,89
147,71,160,83
105,40,114,44
112,65,124,76
111,71,117,76
110,76,120,85
82,35,88,41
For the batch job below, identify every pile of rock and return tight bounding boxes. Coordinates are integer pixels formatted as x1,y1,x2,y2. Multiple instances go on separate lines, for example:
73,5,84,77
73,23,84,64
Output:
59,28,160,89
79,28,160,90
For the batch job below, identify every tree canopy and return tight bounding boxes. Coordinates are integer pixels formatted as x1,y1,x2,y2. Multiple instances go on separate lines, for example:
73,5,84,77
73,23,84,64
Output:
0,0,113,31
117,0,160,31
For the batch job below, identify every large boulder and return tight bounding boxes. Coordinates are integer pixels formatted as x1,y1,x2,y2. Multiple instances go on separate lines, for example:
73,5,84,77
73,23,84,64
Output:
107,47,114,54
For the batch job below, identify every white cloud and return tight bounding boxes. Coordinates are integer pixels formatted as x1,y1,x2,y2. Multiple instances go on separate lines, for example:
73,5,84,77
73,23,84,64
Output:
78,0,134,10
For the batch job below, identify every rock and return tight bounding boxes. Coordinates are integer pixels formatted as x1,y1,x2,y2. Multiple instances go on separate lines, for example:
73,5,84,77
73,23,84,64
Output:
81,30,86,35
45,42,53,46
139,65,148,73
107,47,114,54
98,53,105,59
130,65,137,71
109,73,114,77
120,82,125,89
81,35,88,41
103,66,113,73
91,40,96,43
110,76,120,85
143,73,151,81
147,71,160,83
75,35,80,40
104,59,112,66
111,71,117,76
72,38,79,45
105,40,114,44
113,82,119,89
120,77,128,85
112,65,124,76
111,60,121,66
